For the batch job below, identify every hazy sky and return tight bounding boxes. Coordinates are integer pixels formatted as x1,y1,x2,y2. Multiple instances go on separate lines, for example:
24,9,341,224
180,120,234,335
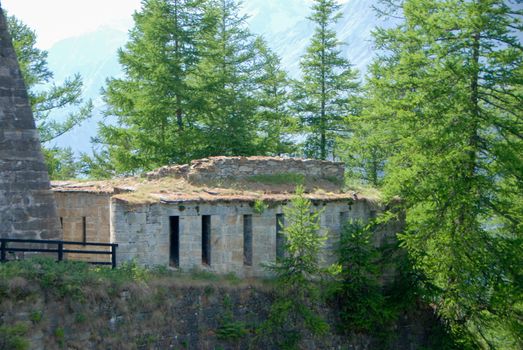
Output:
1,0,142,48
1,0,349,49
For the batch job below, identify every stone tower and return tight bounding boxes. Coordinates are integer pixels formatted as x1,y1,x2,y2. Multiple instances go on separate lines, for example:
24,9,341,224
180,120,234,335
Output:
0,7,61,240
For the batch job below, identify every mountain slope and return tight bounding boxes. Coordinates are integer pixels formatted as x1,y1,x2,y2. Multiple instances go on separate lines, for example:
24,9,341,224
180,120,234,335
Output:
263,0,380,78
46,27,127,152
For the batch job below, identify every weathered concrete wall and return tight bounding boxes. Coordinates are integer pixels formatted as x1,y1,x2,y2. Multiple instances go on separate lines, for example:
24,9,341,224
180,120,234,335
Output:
54,192,111,261
0,7,61,240
112,198,379,276
146,156,345,183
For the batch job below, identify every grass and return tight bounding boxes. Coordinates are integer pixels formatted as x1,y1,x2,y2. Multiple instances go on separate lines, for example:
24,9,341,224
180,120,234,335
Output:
344,179,383,203
0,257,155,301
96,168,355,205
0,257,267,301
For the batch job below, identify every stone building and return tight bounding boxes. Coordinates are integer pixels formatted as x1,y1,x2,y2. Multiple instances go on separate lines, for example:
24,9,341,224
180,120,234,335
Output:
0,7,61,241
52,156,382,276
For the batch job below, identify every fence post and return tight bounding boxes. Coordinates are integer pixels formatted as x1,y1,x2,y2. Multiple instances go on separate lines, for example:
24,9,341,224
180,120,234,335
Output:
111,245,117,269
57,242,63,262
0,240,6,262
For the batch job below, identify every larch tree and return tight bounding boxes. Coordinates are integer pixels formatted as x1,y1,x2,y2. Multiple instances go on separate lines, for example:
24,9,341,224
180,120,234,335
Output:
98,0,205,174
261,186,329,348
365,0,522,347
293,0,359,160
253,37,297,156
188,0,262,156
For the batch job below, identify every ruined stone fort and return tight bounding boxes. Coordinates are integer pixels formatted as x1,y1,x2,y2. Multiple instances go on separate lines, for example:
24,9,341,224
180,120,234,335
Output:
52,156,381,277
0,6,383,276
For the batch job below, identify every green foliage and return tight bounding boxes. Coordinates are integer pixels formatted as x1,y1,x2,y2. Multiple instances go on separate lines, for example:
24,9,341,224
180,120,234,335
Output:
0,258,92,299
358,0,523,348
0,257,150,300
30,310,43,324
292,0,360,160
252,199,268,214
260,185,329,349
337,115,387,187
0,323,29,350
79,148,116,179
253,37,297,155
333,220,391,333
112,260,149,283
54,327,65,347
216,294,248,341
74,313,87,324
217,321,248,341
91,0,294,176
188,0,264,157
187,268,220,281
136,334,157,348
96,0,205,174
7,14,92,179
43,147,81,180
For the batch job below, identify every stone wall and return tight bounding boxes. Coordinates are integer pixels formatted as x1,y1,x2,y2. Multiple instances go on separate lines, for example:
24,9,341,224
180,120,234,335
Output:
0,7,61,240
1,278,444,350
146,156,345,183
54,192,112,262
112,197,378,277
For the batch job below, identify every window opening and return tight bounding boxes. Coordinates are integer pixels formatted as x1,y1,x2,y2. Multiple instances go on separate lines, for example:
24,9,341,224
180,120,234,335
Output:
82,217,87,243
243,215,253,266
202,215,211,265
169,216,180,267
276,214,285,261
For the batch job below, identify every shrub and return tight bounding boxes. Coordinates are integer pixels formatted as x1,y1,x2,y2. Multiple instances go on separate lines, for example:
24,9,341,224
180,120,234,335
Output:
253,199,268,214
332,220,394,335
0,323,30,350
260,185,329,349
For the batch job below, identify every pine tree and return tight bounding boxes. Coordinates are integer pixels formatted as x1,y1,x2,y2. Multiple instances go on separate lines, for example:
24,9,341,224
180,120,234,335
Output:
293,0,359,160
45,147,82,180
98,0,204,174
253,37,297,156
338,74,387,187
261,186,328,348
188,0,262,156
366,0,522,346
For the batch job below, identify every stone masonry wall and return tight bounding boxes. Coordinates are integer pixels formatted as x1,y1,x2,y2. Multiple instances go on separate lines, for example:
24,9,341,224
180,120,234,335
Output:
54,192,112,262
112,198,379,277
146,156,345,183
1,281,442,350
0,7,61,240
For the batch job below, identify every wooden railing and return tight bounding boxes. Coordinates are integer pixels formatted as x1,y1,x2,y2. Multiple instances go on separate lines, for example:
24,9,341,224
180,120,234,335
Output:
0,238,118,268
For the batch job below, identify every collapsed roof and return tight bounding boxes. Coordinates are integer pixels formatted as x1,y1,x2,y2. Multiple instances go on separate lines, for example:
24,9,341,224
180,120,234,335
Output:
52,156,369,204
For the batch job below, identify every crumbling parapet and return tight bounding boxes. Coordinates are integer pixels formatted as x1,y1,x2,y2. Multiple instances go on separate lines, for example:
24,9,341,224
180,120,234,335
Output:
146,156,345,184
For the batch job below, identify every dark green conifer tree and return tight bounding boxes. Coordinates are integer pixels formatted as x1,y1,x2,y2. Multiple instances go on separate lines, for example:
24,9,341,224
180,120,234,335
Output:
99,0,205,174
253,37,297,156
363,0,522,346
293,0,359,160
188,0,262,156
